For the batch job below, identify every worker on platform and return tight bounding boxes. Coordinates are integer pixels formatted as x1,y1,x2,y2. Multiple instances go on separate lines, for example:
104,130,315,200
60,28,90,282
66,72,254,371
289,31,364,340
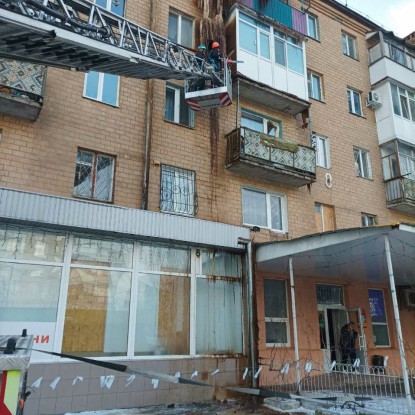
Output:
208,41,222,73
195,44,207,91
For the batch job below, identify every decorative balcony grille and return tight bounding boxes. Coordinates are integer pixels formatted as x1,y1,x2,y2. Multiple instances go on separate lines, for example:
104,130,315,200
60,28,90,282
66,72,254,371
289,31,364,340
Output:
0,58,46,102
385,177,415,204
226,127,316,175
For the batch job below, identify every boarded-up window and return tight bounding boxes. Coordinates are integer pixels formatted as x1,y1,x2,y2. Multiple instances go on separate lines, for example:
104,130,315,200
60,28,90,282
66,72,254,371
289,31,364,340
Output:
315,203,335,232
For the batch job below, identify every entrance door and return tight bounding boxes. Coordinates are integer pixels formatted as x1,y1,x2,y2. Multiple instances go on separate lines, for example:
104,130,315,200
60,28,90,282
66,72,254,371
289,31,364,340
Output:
346,307,368,367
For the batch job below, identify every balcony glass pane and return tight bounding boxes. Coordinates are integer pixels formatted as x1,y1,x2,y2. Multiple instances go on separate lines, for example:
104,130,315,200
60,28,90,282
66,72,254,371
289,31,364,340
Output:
287,44,304,74
239,20,257,54
260,32,270,59
409,99,415,121
390,44,405,65
274,38,286,66
391,84,401,116
400,95,410,119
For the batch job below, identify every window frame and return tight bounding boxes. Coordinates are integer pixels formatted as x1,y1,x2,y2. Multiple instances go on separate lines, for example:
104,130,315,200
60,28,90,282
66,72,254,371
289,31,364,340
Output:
164,83,195,128
240,108,282,139
83,72,120,107
354,147,372,179
160,164,197,217
342,32,357,59
73,148,116,203
306,13,319,40
307,70,323,101
242,187,288,233
361,213,377,227
264,279,290,347
315,203,336,232
313,134,330,169
368,288,391,348
391,84,415,122
168,10,194,49
347,88,363,116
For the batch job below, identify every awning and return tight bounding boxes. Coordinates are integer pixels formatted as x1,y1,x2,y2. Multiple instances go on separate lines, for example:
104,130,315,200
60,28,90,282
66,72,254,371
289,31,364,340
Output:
256,223,415,284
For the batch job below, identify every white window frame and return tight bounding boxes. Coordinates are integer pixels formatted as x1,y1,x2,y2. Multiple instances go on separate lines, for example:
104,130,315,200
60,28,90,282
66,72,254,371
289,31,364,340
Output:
307,71,323,101
165,84,194,127
83,72,120,106
264,279,290,347
239,13,271,61
391,84,415,122
168,11,194,49
241,110,282,138
354,147,372,179
342,32,357,59
242,187,288,233
347,88,363,116
368,288,391,348
306,13,319,40
313,134,330,169
361,213,377,227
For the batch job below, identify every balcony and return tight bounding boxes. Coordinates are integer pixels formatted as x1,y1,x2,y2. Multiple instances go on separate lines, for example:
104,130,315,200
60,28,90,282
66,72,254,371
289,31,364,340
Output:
225,0,307,37
225,127,316,187
0,58,46,121
385,177,415,214
367,31,415,88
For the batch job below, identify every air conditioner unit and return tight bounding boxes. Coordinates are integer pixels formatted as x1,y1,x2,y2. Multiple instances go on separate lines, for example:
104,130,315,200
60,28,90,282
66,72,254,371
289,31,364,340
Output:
404,289,415,307
366,91,382,109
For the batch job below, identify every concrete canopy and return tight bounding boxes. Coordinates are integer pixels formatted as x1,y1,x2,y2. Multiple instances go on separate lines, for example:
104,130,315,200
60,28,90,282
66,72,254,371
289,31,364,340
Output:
255,223,415,284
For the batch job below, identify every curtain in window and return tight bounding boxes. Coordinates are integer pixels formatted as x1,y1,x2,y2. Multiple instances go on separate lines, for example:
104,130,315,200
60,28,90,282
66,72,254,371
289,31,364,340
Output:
242,189,267,227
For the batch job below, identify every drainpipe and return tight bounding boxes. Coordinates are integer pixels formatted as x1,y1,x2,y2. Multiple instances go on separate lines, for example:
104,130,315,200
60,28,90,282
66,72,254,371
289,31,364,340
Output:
238,237,256,388
141,1,157,210
384,235,412,415
236,78,240,129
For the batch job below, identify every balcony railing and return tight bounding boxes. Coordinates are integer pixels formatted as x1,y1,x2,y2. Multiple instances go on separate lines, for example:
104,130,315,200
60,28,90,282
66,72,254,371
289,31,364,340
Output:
225,0,307,36
0,58,46,121
385,177,415,214
225,127,315,187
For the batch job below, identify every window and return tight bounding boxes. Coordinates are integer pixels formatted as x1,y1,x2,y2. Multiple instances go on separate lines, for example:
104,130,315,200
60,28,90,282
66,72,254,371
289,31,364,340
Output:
368,289,390,347
239,13,271,58
241,109,281,138
381,141,415,180
242,188,287,232
389,43,405,65
165,84,194,127
342,32,357,59
315,203,335,232
274,30,304,74
391,84,415,121
307,71,323,101
316,285,344,305
361,213,377,227
312,134,330,168
306,14,319,40
160,165,196,216
354,147,372,179
264,279,289,346
168,11,193,48
73,149,115,202
83,0,123,106
347,88,363,116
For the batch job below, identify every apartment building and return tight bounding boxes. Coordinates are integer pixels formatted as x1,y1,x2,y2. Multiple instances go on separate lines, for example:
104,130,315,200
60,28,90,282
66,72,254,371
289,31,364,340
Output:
0,0,414,414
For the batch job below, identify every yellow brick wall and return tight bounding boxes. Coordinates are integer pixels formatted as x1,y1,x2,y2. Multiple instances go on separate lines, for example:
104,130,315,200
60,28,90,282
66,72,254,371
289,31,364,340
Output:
0,0,413,244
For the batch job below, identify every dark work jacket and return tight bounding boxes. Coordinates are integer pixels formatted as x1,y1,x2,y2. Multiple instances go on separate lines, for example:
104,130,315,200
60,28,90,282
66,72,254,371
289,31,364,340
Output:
208,48,222,71
340,325,357,354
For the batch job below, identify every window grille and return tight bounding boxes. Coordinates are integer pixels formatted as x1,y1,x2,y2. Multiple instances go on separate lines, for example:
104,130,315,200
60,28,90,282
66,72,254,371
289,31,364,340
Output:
160,165,197,216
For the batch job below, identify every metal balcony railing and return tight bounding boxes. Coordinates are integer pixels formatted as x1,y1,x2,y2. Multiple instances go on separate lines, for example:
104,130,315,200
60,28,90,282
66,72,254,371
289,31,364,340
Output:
225,127,315,186
385,177,415,204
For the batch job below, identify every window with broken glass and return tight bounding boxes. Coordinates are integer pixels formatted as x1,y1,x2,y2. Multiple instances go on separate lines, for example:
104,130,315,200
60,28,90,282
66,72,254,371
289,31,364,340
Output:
73,149,115,202
264,279,289,347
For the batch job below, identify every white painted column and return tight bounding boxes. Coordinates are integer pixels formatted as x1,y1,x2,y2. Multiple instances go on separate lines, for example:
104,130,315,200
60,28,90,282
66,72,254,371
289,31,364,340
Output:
384,235,412,415
289,256,301,391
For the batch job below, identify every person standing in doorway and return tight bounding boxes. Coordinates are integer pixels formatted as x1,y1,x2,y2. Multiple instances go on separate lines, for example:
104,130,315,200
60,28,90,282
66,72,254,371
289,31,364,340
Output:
340,321,358,369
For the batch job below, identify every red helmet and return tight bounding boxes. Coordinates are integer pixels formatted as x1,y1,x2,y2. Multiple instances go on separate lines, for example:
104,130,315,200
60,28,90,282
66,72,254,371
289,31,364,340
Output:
212,41,220,48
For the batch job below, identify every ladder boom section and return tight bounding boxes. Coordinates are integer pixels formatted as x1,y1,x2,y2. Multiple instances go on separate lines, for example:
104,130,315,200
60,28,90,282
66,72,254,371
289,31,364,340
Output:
0,0,210,80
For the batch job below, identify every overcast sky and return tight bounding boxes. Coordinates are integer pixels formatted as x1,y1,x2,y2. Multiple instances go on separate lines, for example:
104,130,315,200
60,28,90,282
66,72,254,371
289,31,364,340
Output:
336,0,415,38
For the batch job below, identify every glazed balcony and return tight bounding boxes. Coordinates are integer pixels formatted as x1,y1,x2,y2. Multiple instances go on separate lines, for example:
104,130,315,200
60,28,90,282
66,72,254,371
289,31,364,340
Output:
225,127,316,187
385,177,415,214
0,58,46,121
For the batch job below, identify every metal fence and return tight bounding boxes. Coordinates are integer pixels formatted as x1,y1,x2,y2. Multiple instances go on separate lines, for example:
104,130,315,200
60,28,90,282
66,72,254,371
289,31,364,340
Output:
259,359,414,414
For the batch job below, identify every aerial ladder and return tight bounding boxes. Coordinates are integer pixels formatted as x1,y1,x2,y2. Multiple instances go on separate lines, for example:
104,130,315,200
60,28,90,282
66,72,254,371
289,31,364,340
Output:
0,0,232,110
